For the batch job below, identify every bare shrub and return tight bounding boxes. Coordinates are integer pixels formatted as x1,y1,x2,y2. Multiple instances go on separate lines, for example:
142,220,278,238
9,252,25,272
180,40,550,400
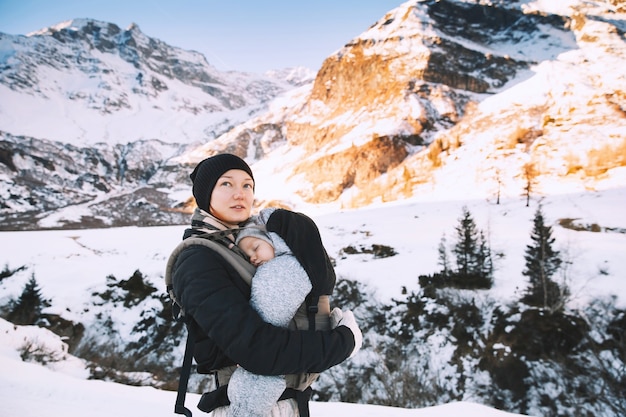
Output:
19,339,64,365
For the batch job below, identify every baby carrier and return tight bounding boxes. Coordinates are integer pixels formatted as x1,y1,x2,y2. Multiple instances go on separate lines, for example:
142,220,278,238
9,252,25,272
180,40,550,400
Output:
164,209,335,417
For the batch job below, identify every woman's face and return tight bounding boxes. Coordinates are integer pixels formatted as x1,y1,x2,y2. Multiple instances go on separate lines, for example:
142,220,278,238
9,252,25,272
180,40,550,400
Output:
209,169,255,225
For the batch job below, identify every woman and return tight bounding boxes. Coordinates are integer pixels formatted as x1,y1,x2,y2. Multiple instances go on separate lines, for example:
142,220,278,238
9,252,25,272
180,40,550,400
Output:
169,153,361,416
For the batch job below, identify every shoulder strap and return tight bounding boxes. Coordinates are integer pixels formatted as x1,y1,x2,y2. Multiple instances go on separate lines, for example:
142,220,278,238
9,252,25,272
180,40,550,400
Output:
174,323,195,417
165,233,256,319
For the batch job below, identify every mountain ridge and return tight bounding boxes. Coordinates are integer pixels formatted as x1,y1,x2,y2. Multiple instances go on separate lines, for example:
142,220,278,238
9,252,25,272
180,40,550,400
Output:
0,18,304,145
186,0,625,210
0,0,625,230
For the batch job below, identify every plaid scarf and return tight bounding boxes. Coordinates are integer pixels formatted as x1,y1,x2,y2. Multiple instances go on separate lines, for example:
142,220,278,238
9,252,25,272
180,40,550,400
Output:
189,208,242,249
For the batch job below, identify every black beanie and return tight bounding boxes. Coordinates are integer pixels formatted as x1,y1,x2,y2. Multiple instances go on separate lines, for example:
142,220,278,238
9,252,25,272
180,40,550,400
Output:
190,154,254,212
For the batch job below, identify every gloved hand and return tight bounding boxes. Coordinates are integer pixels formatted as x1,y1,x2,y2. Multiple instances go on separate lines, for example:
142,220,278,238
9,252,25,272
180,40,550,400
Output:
330,307,362,358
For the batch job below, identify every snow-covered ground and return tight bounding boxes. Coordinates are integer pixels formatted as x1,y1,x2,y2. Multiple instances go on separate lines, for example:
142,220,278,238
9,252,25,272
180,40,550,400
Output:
0,319,527,417
1,185,624,416
2,187,623,312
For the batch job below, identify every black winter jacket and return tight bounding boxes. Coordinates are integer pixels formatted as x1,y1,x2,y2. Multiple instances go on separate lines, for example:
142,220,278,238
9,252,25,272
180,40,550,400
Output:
171,210,355,376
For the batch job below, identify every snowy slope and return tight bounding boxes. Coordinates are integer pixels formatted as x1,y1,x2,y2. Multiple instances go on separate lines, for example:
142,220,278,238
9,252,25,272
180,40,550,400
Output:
5,185,621,416
1,188,624,315
1,0,624,231
185,0,626,212
0,326,527,417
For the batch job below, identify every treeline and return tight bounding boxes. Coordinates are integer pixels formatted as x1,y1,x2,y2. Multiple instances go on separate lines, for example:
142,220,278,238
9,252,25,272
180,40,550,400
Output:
420,204,568,313
317,204,624,417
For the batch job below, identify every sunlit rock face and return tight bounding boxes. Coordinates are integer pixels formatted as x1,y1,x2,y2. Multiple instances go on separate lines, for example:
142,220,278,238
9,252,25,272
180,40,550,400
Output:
264,0,603,205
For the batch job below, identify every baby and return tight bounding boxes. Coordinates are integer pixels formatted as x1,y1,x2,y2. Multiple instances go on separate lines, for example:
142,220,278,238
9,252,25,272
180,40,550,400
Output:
228,208,312,417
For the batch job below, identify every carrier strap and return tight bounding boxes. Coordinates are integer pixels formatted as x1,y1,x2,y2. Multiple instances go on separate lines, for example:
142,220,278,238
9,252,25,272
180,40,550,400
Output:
306,294,319,331
280,387,313,417
198,385,312,417
175,323,196,417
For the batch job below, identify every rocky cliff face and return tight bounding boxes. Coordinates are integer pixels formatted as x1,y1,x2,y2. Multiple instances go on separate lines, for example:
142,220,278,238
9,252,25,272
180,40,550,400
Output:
0,132,190,229
195,0,624,208
281,0,588,204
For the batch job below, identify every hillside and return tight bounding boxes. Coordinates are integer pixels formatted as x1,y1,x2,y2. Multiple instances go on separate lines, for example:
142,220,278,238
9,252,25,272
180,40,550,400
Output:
1,186,625,416
0,0,625,230
189,0,626,210
0,321,527,417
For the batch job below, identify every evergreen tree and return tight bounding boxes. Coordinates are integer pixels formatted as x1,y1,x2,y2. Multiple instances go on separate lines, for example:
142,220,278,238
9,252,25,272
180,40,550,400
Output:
8,274,46,325
437,233,451,277
445,207,495,289
476,230,494,286
453,206,479,277
521,205,564,310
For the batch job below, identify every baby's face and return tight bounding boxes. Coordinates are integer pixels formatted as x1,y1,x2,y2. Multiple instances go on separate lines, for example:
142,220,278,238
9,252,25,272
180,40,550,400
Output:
239,237,275,266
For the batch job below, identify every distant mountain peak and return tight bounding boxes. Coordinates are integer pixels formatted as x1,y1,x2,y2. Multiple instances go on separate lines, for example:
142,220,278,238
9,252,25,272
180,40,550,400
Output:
29,17,124,37
0,17,295,145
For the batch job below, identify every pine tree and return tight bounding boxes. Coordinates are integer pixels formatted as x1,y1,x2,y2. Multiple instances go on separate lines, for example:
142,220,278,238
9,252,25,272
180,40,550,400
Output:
476,230,494,286
8,274,46,325
495,167,502,205
437,233,451,277
453,206,479,277
521,205,564,310
448,207,494,289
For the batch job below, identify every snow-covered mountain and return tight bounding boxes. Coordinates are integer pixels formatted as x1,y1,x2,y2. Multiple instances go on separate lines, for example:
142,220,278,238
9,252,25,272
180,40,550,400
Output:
0,18,302,145
0,18,310,229
200,0,626,209
1,0,625,231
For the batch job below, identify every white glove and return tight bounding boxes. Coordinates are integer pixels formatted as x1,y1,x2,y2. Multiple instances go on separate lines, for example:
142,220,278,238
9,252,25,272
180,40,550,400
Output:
330,307,362,358
330,307,343,328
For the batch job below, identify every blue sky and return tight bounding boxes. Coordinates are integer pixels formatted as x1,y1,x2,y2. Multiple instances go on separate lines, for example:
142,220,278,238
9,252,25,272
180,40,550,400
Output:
0,0,403,73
